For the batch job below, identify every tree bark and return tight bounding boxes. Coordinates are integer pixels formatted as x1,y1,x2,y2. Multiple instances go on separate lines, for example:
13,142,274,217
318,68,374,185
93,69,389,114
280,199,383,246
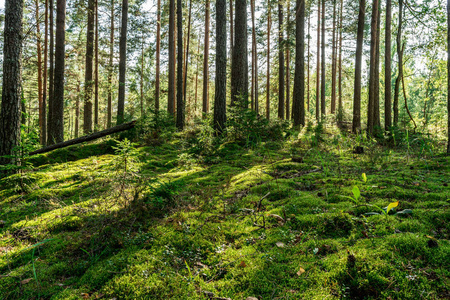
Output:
155,0,160,112
367,0,379,135
447,0,450,154
292,0,305,127
385,0,392,131
266,1,271,118
94,0,99,130
230,0,234,59
49,0,65,144
140,35,145,117
194,39,200,114
183,0,192,102
373,1,381,133
42,0,48,144
278,0,285,119
320,0,326,118
393,0,403,126
285,0,290,120
176,0,184,129
47,0,54,145
251,0,257,112
231,0,248,107
168,0,175,115
331,0,336,114
0,0,23,167
84,0,94,133
117,0,128,124
316,0,320,120
75,82,80,138
307,13,310,114
337,0,343,122
214,0,227,135
352,0,365,133
203,0,210,115
35,0,44,145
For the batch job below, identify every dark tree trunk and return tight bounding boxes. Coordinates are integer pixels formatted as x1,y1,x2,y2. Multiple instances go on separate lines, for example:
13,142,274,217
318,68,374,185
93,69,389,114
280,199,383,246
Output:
183,0,192,102
447,0,450,154
140,36,144,117
94,0,99,130
385,0,392,131
266,1,271,118
374,1,381,133
320,0,326,118
368,0,379,135
307,13,310,113
292,0,305,127
47,0,54,145
393,0,403,126
203,0,210,115
84,0,94,133
155,0,160,112
36,0,44,145
214,0,227,135
331,0,336,114
316,0,320,120
278,1,285,119
352,0,365,133
117,0,128,125
176,0,184,129
251,0,257,112
42,0,48,144
230,0,234,59
0,0,23,168
337,0,343,122
231,0,248,107
286,0,290,120
75,82,80,138
107,0,114,128
194,39,200,114
168,0,175,115
49,0,65,144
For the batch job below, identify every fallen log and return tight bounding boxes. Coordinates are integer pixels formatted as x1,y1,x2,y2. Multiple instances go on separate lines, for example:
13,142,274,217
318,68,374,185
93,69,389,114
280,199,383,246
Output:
29,120,137,156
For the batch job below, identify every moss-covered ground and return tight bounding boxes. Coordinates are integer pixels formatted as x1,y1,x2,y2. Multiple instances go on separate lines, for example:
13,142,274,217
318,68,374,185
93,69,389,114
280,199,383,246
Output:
0,123,449,299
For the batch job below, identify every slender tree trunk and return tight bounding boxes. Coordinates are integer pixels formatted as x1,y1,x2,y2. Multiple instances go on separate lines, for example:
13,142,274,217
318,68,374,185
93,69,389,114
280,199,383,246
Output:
36,0,44,145
393,0,403,126
338,0,343,122
155,0,160,112
176,0,184,129
373,1,381,132
352,0,365,133
75,81,80,138
266,2,271,118
307,13,310,114
49,0,65,144
117,0,128,125
183,0,192,101
47,0,54,144
278,0,285,119
385,0,392,131
0,0,24,168
447,0,450,154
230,0,234,59
42,0,48,144
194,39,200,114
316,0,320,120
367,0,379,135
251,0,256,111
107,0,114,128
203,0,210,115
231,0,248,107
84,0,94,133
140,36,144,117
94,0,99,130
320,0,326,118
214,0,227,134
285,0,290,120
168,0,175,115
293,0,305,127
331,0,336,114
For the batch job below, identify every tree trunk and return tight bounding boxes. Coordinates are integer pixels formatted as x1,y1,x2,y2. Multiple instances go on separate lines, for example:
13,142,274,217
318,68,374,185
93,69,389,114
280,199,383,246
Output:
42,0,48,144
231,0,248,107
183,0,192,102
447,0,450,154
316,0,320,121
203,0,210,115
266,1,271,119
285,0,290,120
107,0,114,128
214,0,227,135
373,1,381,133
307,13,310,114
385,0,392,131
155,0,160,112
251,0,256,111
94,0,99,130
168,0,175,115
117,0,128,125
75,81,80,138
49,0,65,144
367,0,379,135
194,39,200,114
337,0,343,122
140,36,145,117
176,0,184,130
331,0,336,114
278,0,285,119
47,0,54,145
293,0,305,127
393,0,403,126
35,0,44,145
84,0,94,133
0,0,23,168
230,0,234,59
320,0,326,118
352,0,365,133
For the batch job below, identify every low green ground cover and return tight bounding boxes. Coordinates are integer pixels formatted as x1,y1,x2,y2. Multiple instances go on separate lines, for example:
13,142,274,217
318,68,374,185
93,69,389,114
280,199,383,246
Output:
0,123,449,299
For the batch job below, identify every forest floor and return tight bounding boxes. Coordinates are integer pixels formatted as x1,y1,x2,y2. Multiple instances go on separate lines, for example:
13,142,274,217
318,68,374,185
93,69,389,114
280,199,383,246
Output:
0,121,449,299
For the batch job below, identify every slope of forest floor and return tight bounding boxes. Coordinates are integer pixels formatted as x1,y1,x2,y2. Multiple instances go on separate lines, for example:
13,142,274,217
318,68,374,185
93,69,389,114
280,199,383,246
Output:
0,121,449,299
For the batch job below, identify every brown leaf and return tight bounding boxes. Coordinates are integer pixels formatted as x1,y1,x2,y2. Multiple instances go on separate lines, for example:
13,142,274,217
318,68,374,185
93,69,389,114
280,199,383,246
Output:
297,267,305,276
81,293,90,299
238,261,246,268
20,278,33,284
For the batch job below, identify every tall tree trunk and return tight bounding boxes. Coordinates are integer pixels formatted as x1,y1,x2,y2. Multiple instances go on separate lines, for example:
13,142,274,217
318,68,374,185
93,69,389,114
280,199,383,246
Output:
155,0,160,112
373,1,381,132
447,0,450,154
385,0,392,131
176,0,184,129
352,0,365,133
230,0,234,59
393,0,403,126
94,0,99,130
83,0,94,133
168,0,175,115
331,0,337,114
320,0,326,118
47,0,54,144
367,0,379,135
107,0,114,128
251,0,256,111
285,0,290,120
266,1,271,118
49,0,65,144
36,0,44,145
42,0,48,144
203,0,210,115
316,0,320,120
293,0,305,127
75,81,80,138
0,0,24,168
337,0,343,122
140,36,144,117
183,0,192,102
278,0,285,119
214,0,227,134
307,13,310,114
117,0,128,124
231,0,248,107
194,39,200,114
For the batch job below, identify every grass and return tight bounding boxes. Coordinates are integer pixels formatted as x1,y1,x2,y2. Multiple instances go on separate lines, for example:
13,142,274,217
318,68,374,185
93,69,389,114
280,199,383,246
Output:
0,123,449,299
